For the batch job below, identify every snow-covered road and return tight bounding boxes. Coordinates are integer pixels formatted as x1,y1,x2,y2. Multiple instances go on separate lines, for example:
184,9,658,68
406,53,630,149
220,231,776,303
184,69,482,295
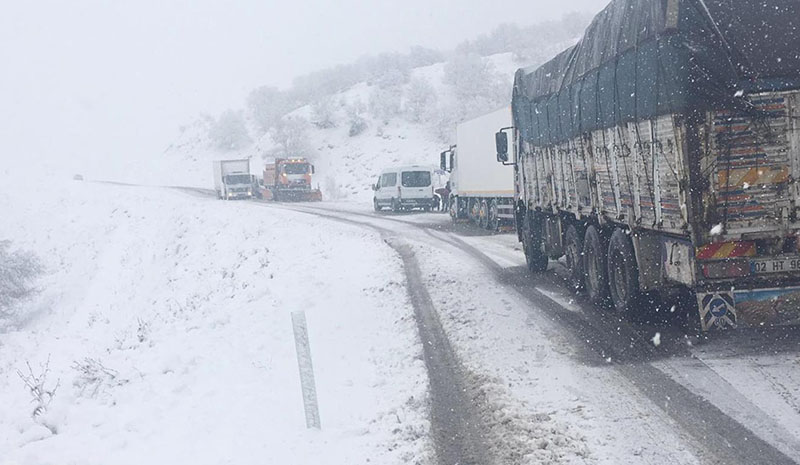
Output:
273,200,800,465
5,181,800,465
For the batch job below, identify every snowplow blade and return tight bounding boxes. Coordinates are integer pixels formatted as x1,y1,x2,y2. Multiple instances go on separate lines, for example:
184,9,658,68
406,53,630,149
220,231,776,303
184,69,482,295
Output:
307,189,322,202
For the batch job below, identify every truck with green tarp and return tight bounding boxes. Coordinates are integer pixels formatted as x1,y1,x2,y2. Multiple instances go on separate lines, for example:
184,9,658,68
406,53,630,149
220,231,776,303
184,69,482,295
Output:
496,0,800,330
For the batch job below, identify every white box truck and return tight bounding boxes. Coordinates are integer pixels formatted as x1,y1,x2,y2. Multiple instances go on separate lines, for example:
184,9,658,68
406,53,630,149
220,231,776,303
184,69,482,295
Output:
212,159,254,200
441,107,515,230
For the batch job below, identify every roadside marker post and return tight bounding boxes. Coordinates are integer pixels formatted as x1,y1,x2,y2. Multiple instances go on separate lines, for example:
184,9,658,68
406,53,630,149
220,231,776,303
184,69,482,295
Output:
291,311,321,429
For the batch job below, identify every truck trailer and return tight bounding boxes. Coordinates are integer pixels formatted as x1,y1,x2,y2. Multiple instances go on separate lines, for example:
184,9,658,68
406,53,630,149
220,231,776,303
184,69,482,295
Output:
442,107,516,230
212,159,254,200
497,0,800,330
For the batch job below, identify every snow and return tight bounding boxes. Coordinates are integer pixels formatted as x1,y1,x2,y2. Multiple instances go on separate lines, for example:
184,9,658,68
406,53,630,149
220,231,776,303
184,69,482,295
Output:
0,175,431,464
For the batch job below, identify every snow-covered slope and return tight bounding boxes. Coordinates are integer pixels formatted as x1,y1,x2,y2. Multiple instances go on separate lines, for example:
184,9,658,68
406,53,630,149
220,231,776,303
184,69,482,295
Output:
158,53,523,202
0,176,431,464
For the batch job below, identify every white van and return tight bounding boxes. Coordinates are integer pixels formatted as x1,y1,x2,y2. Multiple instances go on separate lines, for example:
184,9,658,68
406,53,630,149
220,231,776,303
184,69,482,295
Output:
373,166,435,212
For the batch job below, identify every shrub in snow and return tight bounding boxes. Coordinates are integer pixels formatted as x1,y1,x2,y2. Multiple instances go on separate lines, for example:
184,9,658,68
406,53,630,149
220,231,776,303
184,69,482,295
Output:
207,110,252,152
72,358,126,399
17,357,59,433
0,240,41,319
346,101,368,137
310,96,338,129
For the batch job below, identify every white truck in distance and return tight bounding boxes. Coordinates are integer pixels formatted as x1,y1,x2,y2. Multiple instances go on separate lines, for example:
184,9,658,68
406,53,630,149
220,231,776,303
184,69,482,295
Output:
212,159,254,200
441,107,515,230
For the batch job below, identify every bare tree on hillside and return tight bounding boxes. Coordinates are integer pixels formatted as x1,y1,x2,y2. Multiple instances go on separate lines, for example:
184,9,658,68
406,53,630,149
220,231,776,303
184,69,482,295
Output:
208,110,252,151
369,86,402,124
404,77,437,123
268,116,315,159
311,97,338,129
247,86,291,134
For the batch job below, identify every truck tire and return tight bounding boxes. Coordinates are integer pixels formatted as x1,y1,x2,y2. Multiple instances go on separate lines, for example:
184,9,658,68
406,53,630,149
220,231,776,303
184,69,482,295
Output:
564,225,584,293
487,200,499,231
522,211,548,273
470,199,480,224
479,200,489,229
391,198,401,213
607,228,641,318
373,198,381,212
450,197,459,222
583,225,610,307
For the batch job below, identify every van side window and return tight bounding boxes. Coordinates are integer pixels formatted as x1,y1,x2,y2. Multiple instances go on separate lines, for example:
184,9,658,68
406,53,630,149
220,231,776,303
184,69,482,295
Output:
381,173,397,187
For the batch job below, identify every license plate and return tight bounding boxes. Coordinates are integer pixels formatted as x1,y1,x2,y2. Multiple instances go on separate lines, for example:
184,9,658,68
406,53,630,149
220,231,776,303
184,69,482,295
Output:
751,257,800,274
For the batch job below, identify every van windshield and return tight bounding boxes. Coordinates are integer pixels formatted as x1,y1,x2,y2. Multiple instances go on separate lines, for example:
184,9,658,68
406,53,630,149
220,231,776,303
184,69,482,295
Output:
401,171,431,187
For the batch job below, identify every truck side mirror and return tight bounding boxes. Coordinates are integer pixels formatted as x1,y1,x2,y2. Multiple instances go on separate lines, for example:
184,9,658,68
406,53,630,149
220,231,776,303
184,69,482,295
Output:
440,151,447,171
496,131,509,163
372,183,379,191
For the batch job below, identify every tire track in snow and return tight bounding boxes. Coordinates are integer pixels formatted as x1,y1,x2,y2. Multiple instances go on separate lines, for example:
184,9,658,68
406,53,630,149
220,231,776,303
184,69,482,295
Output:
249,203,494,465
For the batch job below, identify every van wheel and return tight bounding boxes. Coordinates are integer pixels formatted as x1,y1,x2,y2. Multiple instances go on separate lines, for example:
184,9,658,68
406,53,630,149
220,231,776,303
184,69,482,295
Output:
583,226,610,307
373,198,381,212
487,200,499,231
608,228,641,318
479,200,489,229
391,199,401,213
522,211,548,273
564,225,584,293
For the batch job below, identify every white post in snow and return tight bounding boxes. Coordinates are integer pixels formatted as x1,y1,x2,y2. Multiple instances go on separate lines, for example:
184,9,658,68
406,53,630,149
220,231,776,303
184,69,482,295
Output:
291,310,321,429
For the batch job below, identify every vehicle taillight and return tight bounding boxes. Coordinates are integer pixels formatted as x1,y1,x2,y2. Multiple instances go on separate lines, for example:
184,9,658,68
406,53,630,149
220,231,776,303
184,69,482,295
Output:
702,259,751,279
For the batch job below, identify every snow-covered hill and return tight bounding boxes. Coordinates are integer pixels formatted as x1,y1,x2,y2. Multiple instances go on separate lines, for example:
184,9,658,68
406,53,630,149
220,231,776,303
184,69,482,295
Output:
159,53,521,202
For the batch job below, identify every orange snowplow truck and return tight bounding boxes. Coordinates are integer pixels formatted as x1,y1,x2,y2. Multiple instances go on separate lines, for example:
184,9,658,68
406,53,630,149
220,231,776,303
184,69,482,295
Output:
262,158,322,202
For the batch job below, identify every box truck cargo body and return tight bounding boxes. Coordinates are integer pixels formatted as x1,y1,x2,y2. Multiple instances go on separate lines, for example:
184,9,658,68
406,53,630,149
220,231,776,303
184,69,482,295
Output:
442,107,516,230
498,0,800,330
212,159,254,200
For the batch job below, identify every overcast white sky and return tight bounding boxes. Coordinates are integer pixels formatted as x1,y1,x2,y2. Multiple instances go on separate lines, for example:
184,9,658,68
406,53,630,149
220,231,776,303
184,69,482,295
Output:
0,0,607,167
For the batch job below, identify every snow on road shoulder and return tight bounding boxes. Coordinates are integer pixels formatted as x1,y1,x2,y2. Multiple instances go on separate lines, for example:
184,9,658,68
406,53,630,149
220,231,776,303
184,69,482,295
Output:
0,179,431,465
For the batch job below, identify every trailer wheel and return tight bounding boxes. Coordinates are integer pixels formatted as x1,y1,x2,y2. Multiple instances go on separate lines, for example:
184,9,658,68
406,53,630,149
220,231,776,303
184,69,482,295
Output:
583,226,610,307
479,200,489,229
470,199,480,224
564,225,584,293
522,211,548,272
487,200,499,231
449,196,458,222
607,228,641,318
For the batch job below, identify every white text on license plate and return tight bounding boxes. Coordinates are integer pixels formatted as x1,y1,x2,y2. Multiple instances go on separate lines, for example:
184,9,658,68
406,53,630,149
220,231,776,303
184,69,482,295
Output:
751,258,800,274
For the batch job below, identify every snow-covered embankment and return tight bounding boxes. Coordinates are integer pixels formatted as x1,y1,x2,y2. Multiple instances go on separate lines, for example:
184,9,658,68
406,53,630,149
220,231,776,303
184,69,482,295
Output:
0,179,431,464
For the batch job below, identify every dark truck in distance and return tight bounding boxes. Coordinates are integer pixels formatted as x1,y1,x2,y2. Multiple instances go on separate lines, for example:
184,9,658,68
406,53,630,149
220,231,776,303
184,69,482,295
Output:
497,0,800,330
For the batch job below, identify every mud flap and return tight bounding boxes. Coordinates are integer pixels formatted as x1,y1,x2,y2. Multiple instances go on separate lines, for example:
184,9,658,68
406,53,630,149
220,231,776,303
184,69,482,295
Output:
697,292,737,331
